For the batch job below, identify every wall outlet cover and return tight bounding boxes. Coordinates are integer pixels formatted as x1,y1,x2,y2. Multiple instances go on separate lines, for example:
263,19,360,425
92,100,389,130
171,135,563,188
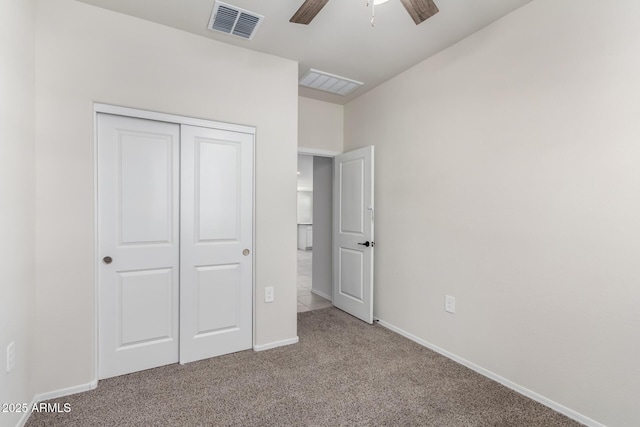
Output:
6,342,15,373
265,286,274,303
445,295,456,314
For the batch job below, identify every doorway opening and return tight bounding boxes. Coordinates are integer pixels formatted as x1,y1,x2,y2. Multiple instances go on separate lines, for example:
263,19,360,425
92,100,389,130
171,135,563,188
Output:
297,154,332,312
296,146,375,323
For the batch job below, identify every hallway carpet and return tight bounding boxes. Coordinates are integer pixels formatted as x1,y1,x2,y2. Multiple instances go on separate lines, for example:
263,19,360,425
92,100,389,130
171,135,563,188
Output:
26,308,582,426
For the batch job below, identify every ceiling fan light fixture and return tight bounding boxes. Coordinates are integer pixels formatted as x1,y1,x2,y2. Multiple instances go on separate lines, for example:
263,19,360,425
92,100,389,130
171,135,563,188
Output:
291,0,438,26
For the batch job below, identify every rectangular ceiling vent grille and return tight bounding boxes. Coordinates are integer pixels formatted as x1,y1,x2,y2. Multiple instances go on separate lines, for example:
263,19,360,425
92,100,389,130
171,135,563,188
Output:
299,69,364,96
208,1,264,40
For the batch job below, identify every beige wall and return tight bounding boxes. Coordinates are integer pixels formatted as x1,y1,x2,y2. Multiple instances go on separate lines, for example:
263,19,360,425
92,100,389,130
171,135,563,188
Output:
344,1,640,426
298,96,343,152
34,0,298,395
0,1,36,426
297,96,341,307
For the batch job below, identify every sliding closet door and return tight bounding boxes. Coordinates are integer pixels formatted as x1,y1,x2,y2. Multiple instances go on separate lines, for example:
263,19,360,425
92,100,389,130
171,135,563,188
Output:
98,111,254,377
98,114,180,379
179,125,254,364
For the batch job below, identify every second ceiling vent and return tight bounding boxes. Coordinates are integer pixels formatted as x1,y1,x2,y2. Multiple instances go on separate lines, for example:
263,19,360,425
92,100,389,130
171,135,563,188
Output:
299,69,364,96
208,1,264,40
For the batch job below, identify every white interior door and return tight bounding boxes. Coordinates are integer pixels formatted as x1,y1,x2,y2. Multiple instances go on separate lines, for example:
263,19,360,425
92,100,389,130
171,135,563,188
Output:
179,125,254,364
98,114,180,379
333,146,375,323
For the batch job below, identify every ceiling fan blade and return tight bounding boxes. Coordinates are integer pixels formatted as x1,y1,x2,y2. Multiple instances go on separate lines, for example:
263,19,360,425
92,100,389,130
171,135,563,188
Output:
290,0,330,25
399,0,439,25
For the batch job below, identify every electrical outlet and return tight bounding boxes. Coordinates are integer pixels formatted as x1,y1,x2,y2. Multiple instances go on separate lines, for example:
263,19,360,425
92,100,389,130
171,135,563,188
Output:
265,286,274,303
7,342,15,373
445,295,456,314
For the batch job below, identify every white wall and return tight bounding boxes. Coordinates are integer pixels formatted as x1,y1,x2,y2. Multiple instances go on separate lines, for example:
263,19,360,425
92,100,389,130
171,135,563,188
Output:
0,1,36,426
344,1,640,426
297,154,314,191
34,0,298,396
297,97,342,302
298,97,343,153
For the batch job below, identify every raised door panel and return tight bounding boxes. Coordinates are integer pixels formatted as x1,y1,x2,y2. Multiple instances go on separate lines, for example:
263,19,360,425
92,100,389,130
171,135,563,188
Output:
196,139,241,243
338,248,364,302
119,132,174,245
195,264,241,336
118,268,175,346
339,158,365,236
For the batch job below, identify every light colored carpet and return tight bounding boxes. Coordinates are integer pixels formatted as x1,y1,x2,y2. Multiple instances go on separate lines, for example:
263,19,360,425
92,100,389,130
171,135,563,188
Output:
26,308,583,426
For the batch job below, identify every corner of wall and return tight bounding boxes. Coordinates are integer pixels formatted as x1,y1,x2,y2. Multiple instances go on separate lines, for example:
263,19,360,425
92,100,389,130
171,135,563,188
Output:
0,1,37,426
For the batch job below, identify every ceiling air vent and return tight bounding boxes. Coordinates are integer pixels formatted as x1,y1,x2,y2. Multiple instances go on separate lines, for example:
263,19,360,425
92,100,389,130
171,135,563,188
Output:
299,69,364,96
208,1,264,40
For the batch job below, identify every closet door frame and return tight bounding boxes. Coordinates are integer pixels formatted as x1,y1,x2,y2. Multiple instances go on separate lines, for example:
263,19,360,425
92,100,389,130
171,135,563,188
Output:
93,103,256,380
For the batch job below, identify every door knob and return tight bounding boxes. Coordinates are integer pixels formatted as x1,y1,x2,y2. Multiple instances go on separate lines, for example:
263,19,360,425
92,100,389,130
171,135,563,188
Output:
242,249,250,256
357,241,371,247
102,256,113,265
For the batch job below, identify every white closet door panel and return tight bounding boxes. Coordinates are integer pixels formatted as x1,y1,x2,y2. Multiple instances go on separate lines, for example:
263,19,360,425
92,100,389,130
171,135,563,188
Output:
98,113,180,379
180,125,253,364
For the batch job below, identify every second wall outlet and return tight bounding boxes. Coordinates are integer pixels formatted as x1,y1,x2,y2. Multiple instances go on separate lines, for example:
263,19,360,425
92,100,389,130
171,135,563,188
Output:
445,295,456,314
265,286,274,303
7,342,15,373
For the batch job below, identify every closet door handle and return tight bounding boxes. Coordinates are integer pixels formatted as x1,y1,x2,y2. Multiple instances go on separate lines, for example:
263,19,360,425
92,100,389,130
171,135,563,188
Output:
357,241,371,247
102,256,113,265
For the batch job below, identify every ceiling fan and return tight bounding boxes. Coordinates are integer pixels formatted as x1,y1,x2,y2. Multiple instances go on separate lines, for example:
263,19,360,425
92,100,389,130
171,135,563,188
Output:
290,0,439,26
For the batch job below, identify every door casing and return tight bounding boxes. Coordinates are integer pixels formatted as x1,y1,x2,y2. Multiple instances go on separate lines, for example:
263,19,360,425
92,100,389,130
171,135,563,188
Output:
297,146,375,323
298,147,341,301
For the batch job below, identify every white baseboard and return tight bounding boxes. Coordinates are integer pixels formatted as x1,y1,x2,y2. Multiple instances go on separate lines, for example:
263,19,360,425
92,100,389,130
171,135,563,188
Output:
374,318,606,427
15,379,98,427
15,395,38,427
311,288,332,301
34,379,98,403
253,336,299,352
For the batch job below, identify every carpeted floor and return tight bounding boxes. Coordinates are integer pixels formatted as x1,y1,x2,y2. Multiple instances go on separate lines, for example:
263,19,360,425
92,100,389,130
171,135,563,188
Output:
26,308,583,426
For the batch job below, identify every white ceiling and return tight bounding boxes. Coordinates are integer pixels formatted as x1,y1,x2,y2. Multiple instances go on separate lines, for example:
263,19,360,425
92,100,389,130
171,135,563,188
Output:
76,0,533,104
